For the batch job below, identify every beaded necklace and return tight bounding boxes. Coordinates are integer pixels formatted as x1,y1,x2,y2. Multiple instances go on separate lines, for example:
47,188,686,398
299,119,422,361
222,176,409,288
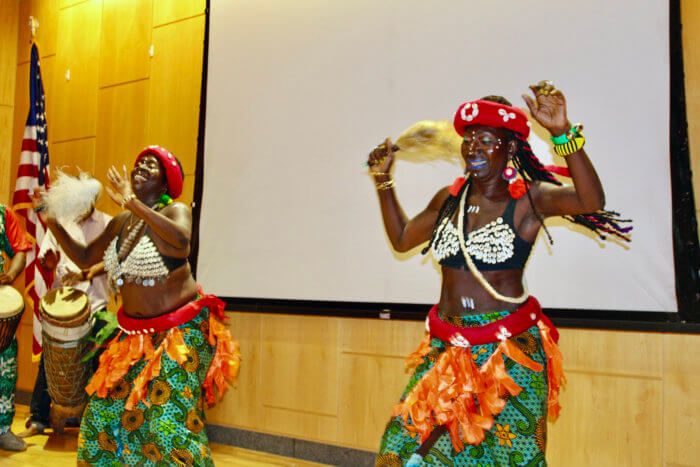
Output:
456,181,528,304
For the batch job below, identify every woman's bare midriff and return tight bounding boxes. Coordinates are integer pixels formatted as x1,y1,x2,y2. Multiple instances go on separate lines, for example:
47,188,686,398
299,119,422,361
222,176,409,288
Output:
119,263,198,318
438,266,525,317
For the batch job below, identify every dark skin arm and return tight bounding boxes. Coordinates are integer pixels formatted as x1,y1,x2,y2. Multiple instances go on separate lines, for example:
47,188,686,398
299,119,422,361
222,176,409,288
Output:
367,138,449,252
521,83,605,217
0,251,26,284
37,212,127,269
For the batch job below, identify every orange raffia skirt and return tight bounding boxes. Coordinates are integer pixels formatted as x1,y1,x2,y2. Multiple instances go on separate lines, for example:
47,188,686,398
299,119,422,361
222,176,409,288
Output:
85,292,240,410
384,296,565,459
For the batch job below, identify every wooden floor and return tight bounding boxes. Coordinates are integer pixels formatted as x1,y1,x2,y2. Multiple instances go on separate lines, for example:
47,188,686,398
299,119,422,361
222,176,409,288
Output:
1,405,329,466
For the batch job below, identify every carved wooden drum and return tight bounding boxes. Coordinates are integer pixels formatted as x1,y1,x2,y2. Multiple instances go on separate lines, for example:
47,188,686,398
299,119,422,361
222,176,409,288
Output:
0,285,24,353
39,286,92,433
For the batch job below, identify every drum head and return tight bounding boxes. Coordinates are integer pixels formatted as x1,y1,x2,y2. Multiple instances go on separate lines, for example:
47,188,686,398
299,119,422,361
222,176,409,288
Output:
0,285,23,318
40,287,89,321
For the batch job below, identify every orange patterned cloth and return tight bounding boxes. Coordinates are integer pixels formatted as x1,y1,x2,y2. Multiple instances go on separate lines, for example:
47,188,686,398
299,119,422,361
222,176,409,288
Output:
85,295,240,411
392,306,565,452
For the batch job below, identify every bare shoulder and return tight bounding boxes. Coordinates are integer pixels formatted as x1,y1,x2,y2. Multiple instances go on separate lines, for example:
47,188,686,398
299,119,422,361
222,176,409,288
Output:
427,186,452,211
107,211,130,229
161,201,192,219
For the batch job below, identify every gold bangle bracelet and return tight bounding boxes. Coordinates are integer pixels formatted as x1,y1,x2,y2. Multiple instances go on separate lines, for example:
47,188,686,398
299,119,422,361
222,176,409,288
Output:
376,179,395,190
121,194,137,208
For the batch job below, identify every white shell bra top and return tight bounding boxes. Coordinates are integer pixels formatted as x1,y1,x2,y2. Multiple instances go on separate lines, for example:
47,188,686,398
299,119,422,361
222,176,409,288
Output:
104,234,170,288
432,197,533,271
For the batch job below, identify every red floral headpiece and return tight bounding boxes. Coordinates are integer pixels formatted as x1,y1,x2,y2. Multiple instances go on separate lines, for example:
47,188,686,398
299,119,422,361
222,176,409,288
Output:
453,100,531,139
135,146,183,199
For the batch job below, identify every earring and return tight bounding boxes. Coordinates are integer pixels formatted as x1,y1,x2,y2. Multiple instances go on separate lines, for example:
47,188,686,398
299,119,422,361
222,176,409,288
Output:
502,166,517,183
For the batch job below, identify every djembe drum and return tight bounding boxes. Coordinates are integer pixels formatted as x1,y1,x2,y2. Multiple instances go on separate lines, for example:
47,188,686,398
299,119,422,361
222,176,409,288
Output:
0,285,24,352
40,286,92,433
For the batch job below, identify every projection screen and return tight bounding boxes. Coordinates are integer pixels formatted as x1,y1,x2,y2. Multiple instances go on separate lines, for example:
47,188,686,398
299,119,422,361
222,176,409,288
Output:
198,0,676,312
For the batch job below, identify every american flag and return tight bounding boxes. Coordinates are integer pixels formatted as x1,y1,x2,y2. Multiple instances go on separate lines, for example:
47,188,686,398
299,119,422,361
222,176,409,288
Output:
12,44,51,356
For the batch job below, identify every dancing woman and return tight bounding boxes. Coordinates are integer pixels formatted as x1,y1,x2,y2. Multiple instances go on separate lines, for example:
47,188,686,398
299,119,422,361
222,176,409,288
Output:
34,146,240,466
371,82,630,466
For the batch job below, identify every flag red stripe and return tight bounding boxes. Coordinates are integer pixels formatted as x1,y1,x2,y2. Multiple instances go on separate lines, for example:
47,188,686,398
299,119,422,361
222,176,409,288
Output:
16,164,40,178
21,139,38,152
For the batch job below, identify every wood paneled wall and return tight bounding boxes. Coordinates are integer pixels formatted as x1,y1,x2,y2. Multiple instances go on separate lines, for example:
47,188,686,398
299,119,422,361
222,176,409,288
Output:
6,0,206,392
0,0,20,207
2,1,699,466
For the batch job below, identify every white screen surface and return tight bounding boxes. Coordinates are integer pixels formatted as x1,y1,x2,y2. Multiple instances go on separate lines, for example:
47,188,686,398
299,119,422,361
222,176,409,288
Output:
199,0,676,312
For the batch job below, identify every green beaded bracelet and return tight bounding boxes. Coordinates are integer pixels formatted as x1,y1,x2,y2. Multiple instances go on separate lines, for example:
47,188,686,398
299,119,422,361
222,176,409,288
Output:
550,123,583,145
554,136,585,156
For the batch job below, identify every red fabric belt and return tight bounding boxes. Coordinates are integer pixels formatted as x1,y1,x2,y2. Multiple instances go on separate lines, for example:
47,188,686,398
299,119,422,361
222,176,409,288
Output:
117,289,225,335
427,296,559,346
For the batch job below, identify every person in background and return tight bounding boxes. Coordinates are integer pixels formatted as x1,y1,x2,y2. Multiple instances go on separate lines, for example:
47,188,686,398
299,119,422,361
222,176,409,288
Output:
19,178,112,438
0,204,32,451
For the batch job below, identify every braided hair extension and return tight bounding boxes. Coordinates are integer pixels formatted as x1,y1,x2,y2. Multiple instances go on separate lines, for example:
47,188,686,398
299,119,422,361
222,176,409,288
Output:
422,95,631,255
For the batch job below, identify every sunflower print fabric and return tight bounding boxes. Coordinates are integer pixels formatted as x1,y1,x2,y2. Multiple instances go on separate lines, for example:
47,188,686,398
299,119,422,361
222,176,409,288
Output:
0,339,18,433
377,311,549,467
77,308,215,466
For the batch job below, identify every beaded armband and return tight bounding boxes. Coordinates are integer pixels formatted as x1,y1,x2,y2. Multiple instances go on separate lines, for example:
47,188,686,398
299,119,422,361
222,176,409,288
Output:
554,136,585,156
550,123,583,145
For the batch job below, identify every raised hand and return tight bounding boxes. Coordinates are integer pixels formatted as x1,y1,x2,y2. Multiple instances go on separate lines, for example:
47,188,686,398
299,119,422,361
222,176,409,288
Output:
41,249,60,270
367,138,396,178
522,80,571,136
105,165,135,208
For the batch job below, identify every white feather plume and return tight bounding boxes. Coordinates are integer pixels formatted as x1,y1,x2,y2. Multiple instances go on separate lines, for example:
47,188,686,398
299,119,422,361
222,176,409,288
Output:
45,170,102,222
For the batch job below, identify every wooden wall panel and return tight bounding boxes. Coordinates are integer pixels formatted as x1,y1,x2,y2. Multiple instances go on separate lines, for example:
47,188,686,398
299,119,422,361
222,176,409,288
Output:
94,80,150,216
260,315,339,416
558,328,663,377
0,0,20,106
547,372,663,466
337,354,407,451
261,406,338,444
2,0,19,205
180,171,195,208
12,63,29,182
16,0,59,64
60,0,89,9
0,107,14,206
206,313,262,430
51,0,101,142
147,15,204,174
153,0,205,27
663,333,700,466
16,322,39,391
99,0,152,88
340,317,424,357
50,137,95,175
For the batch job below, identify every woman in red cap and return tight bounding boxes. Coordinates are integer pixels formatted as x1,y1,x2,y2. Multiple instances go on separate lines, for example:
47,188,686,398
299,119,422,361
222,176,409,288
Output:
34,146,239,466
370,82,630,466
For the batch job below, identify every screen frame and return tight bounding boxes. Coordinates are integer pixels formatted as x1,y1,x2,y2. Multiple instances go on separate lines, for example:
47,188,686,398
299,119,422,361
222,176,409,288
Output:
190,0,700,333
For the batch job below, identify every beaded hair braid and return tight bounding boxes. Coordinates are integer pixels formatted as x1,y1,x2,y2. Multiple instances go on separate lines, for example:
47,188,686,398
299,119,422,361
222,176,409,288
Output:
422,95,632,255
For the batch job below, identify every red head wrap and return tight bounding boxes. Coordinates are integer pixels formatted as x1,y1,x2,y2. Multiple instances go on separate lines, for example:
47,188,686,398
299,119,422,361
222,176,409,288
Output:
135,146,184,199
453,100,531,139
